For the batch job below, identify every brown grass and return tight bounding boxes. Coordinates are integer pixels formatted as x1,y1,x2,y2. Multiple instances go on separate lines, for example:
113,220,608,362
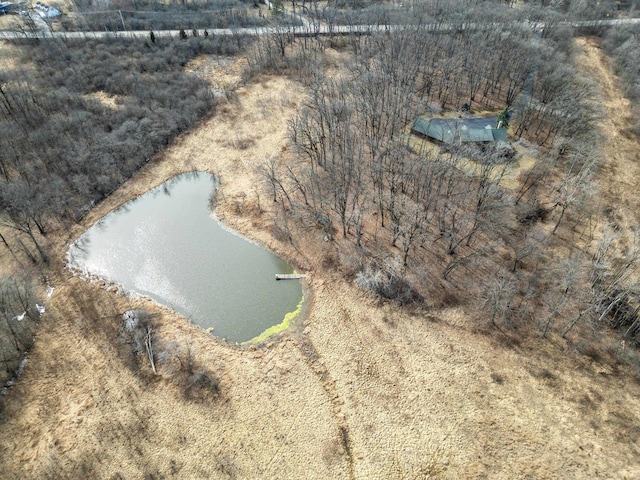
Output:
575,37,640,247
1,49,640,479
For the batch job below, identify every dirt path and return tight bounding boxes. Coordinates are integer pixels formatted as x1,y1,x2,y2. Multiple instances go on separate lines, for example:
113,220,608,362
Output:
575,37,640,239
1,54,640,479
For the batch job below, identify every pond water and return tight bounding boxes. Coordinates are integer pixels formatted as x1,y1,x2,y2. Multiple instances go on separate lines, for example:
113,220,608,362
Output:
67,172,303,343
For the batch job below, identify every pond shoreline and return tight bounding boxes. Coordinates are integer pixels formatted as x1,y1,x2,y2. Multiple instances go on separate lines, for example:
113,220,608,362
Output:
66,171,308,345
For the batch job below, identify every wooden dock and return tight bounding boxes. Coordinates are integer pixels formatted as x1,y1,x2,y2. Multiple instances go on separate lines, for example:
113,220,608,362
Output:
275,273,307,280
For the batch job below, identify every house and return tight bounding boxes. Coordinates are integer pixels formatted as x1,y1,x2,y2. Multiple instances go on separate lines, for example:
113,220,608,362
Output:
411,116,510,149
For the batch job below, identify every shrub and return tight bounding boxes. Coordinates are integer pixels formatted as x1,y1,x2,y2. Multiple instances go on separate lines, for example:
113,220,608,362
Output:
187,370,221,398
156,340,221,401
616,347,640,381
356,264,423,305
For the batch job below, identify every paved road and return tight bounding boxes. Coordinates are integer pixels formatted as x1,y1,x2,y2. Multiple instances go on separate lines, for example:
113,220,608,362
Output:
0,16,638,41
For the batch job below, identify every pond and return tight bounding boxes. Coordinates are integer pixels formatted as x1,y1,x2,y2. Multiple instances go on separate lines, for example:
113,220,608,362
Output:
67,172,304,343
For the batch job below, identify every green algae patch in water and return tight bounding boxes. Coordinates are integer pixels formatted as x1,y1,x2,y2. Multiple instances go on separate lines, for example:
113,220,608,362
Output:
246,295,305,345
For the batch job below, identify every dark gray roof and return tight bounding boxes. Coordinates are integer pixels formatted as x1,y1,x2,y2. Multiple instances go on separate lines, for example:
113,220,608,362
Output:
492,128,509,142
459,126,494,143
412,116,509,146
412,118,457,144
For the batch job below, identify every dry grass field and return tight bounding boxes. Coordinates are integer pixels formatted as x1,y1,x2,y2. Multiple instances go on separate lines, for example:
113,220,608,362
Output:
1,39,640,479
575,37,640,238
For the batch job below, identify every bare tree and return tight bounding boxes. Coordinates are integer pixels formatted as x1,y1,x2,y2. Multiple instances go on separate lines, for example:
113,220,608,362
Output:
539,254,582,338
480,274,515,328
562,227,640,338
0,274,40,385
549,142,598,235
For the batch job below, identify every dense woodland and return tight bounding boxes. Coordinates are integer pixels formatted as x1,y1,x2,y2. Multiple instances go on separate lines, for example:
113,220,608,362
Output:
0,34,251,387
62,0,273,32
249,3,640,368
2,0,640,391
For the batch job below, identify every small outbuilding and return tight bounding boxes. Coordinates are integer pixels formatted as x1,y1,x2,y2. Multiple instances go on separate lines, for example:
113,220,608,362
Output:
35,2,60,17
0,1,27,13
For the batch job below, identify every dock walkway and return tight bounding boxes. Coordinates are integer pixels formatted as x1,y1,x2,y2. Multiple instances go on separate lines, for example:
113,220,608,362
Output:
275,273,307,280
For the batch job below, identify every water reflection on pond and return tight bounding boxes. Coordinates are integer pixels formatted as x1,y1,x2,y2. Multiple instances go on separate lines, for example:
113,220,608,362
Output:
68,172,303,343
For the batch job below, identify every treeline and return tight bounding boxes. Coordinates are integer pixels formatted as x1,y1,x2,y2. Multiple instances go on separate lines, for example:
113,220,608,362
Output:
521,0,620,19
63,0,271,32
250,12,640,360
301,0,627,27
301,0,521,27
298,0,421,26
0,33,253,388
